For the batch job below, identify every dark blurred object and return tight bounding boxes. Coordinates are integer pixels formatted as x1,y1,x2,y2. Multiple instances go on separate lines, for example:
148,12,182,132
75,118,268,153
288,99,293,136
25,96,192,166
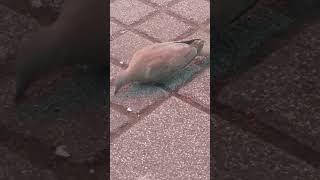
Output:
15,0,107,102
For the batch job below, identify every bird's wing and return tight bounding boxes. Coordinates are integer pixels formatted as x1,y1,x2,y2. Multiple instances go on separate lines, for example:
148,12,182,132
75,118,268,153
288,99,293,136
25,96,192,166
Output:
142,43,198,81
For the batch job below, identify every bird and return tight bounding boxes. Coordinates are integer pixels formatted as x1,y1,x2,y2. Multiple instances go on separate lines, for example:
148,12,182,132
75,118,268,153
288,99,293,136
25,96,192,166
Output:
114,39,205,94
15,0,107,102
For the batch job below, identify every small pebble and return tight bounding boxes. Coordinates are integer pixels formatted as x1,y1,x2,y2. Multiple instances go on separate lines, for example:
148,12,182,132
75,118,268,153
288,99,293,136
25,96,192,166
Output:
119,61,124,64
127,107,132,112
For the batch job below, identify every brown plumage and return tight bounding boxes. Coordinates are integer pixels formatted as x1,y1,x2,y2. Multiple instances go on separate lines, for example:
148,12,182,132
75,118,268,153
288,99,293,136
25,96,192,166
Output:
114,39,205,94
15,0,107,102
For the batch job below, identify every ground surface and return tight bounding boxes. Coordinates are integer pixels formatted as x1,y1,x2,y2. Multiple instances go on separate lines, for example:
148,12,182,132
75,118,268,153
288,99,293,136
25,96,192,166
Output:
0,0,320,179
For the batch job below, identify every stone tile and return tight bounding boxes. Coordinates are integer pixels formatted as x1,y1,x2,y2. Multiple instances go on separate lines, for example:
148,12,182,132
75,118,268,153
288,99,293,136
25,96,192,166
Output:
110,108,129,133
110,0,155,25
110,21,124,37
110,63,123,84
179,67,210,108
110,31,153,64
170,0,210,23
110,83,169,114
0,146,58,180
148,0,174,6
214,116,320,179
135,12,191,41
111,97,210,180
217,21,320,151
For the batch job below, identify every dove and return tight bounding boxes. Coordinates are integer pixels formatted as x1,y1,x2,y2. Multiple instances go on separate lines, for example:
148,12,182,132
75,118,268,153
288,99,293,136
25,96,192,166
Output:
114,39,205,94
15,0,107,102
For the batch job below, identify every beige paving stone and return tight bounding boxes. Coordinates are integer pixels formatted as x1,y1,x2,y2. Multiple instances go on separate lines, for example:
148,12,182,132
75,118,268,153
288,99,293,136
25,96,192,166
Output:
111,97,210,180
110,108,129,133
110,31,153,64
179,67,210,108
135,12,191,41
169,0,210,23
110,0,155,25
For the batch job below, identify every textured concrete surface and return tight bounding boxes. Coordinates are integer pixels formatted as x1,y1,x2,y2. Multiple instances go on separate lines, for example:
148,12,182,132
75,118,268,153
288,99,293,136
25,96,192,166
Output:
110,0,210,179
111,97,210,180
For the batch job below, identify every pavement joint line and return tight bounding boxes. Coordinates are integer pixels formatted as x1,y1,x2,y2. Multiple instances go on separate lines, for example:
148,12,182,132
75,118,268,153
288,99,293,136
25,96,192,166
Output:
110,96,171,142
173,92,210,114
110,101,138,118
214,101,320,169
111,0,207,42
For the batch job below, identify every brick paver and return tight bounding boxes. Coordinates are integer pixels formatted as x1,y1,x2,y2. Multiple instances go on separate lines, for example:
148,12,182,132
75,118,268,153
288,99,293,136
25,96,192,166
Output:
111,97,210,180
110,0,210,178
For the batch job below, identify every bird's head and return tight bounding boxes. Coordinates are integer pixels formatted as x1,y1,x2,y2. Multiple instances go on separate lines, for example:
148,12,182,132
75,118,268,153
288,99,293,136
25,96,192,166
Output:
190,39,205,55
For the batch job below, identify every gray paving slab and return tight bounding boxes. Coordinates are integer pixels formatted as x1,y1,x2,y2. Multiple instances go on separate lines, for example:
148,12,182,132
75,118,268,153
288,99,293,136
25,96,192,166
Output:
110,0,155,25
214,116,320,180
110,108,129,133
110,31,154,64
148,0,174,6
0,146,58,180
218,20,320,151
169,0,210,23
110,21,125,38
135,12,192,41
111,97,210,180
179,67,210,109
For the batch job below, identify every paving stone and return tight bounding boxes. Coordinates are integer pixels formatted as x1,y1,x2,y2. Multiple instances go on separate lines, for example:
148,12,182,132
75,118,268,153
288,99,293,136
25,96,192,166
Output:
110,0,155,25
110,31,153,64
110,63,123,84
110,83,169,114
179,67,210,108
217,21,320,151
111,97,210,180
135,12,191,41
148,0,174,6
214,116,320,180
169,0,210,23
110,21,124,37
110,108,129,133
0,146,58,180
